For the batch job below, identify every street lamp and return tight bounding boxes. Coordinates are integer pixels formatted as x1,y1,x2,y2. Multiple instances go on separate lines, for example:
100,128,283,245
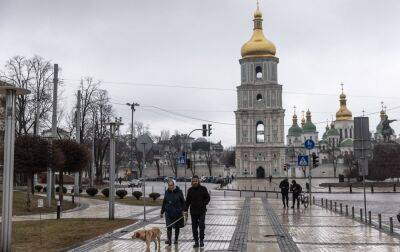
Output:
126,102,139,178
0,82,30,251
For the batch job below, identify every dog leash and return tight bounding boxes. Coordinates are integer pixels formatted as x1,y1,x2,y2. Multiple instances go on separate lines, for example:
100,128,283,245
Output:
164,215,186,229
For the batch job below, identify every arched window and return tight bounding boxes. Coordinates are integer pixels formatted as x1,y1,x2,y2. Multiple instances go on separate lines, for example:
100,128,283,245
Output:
255,66,263,79
345,129,348,138
256,93,263,101
350,128,353,138
340,129,343,139
256,121,265,143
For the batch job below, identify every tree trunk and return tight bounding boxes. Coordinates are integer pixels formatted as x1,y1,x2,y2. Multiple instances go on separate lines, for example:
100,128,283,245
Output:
26,173,33,211
156,160,160,176
59,170,64,211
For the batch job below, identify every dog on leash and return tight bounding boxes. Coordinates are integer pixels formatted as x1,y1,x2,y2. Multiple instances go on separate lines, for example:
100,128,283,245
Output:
133,227,161,252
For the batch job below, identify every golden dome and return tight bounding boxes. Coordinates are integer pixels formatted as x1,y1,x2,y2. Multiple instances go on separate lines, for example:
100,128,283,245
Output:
336,90,353,121
241,4,276,59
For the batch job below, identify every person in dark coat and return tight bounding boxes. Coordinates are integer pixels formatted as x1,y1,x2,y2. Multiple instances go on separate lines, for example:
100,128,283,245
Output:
290,180,302,209
279,178,289,208
160,179,185,245
184,175,210,248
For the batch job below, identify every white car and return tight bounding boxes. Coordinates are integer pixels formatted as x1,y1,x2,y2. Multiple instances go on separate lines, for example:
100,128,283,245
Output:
128,179,143,188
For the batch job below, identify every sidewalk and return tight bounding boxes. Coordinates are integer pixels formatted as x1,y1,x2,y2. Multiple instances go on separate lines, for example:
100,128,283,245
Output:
69,194,400,251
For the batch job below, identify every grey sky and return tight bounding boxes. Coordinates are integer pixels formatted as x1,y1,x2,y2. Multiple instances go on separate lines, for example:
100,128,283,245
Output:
1,0,400,147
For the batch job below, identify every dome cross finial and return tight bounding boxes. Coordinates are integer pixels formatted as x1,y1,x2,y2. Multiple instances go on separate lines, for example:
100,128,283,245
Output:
293,105,296,115
340,82,344,94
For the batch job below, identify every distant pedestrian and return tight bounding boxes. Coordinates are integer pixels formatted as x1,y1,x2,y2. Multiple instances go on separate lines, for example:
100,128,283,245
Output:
161,179,185,245
290,180,302,209
279,178,289,208
269,175,272,183
184,175,210,248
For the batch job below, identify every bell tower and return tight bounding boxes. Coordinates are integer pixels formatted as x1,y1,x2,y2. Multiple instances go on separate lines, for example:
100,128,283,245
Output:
235,3,285,177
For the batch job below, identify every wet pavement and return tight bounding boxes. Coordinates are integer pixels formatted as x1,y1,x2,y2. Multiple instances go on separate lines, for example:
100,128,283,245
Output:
69,192,400,251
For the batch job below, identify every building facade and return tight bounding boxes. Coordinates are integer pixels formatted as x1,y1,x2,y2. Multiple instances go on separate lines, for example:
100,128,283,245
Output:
235,5,285,178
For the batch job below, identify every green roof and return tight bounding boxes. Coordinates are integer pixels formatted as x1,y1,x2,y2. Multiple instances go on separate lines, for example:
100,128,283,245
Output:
376,121,383,133
288,124,303,137
302,121,317,133
340,138,353,147
319,139,328,144
327,127,340,136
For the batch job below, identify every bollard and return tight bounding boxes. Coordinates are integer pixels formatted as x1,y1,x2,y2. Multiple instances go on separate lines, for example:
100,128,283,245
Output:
330,200,332,210
276,193,278,199
371,185,374,193
390,217,394,233
72,194,75,204
350,184,352,193
346,205,348,216
368,211,371,225
325,199,328,208
57,200,61,219
224,190,226,197
394,184,396,192
329,185,331,193
313,196,315,205
352,206,355,218
254,191,256,197
240,190,242,197
360,208,363,221
378,214,382,229
334,202,337,212
340,203,343,214
321,198,323,207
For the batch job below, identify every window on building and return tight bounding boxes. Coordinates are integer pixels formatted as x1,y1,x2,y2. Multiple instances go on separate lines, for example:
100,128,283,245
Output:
255,66,262,79
340,129,343,139
256,93,263,101
350,128,353,138
345,129,348,138
256,121,265,143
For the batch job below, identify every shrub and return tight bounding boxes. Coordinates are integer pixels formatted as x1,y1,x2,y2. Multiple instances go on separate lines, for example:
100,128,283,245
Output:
55,186,67,194
149,192,160,201
132,191,142,200
101,188,109,197
116,189,128,199
71,188,83,194
34,185,43,192
86,187,98,197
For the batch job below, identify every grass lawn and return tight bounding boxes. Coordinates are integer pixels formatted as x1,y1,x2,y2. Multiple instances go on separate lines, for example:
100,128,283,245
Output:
80,194,163,206
12,218,136,252
0,191,77,216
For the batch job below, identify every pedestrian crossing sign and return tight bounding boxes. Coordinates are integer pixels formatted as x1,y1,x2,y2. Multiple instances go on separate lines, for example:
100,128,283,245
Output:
298,155,309,166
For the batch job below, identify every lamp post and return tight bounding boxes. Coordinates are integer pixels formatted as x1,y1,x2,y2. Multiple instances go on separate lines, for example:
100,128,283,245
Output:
126,102,139,178
0,82,30,251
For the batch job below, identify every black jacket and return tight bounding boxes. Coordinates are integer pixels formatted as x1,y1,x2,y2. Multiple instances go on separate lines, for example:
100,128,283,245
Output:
161,186,185,228
290,183,302,196
184,185,210,216
279,180,289,194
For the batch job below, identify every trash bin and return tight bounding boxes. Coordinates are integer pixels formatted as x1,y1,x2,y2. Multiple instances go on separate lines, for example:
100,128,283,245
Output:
338,174,344,182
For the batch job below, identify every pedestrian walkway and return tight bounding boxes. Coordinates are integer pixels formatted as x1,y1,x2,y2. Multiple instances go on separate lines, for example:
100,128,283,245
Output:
69,194,400,251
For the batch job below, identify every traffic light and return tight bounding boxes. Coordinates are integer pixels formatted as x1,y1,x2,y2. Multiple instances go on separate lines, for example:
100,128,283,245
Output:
202,124,207,136
208,124,212,136
283,163,287,171
312,152,319,168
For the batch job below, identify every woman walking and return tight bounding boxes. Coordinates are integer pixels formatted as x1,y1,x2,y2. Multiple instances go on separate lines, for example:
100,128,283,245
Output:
160,179,185,245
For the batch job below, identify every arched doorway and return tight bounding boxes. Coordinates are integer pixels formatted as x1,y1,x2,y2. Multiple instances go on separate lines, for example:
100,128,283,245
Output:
256,166,265,179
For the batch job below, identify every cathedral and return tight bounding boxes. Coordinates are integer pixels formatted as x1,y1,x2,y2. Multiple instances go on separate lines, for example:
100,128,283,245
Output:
235,4,285,178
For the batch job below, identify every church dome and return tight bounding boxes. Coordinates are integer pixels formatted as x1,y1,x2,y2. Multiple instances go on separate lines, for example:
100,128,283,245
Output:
288,114,303,137
327,123,340,137
336,88,352,121
241,4,276,59
302,110,317,133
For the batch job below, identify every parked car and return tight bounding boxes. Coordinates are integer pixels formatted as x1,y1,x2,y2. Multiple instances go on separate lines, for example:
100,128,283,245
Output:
128,179,143,188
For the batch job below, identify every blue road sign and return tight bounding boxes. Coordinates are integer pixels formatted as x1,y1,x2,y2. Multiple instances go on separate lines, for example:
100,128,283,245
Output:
298,155,309,166
178,156,186,164
304,139,315,150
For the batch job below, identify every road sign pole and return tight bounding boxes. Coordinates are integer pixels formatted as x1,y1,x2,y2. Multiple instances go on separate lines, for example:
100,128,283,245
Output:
142,142,147,222
309,149,312,206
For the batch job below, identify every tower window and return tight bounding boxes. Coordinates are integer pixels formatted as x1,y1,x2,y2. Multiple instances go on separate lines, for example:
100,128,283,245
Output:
255,66,263,79
256,121,265,143
345,129,348,138
256,93,263,101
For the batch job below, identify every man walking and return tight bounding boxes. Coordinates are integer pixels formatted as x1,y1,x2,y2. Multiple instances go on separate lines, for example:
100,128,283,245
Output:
290,180,302,209
279,178,289,208
184,175,210,248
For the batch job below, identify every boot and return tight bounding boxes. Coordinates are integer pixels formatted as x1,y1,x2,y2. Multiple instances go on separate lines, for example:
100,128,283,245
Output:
193,240,199,248
200,240,204,248
165,228,172,245
174,228,180,244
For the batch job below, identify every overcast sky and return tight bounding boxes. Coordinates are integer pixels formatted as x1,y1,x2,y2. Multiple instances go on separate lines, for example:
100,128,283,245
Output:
1,0,400,147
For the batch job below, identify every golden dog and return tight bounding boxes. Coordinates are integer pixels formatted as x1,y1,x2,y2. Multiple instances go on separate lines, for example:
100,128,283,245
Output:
133,227,161,252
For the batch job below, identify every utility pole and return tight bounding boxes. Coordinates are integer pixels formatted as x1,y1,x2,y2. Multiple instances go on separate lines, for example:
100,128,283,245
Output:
142,142,147,222
126,102,139,178
107,118,123,220
74,90,81,197
90,112,96,187
47,64,58,206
